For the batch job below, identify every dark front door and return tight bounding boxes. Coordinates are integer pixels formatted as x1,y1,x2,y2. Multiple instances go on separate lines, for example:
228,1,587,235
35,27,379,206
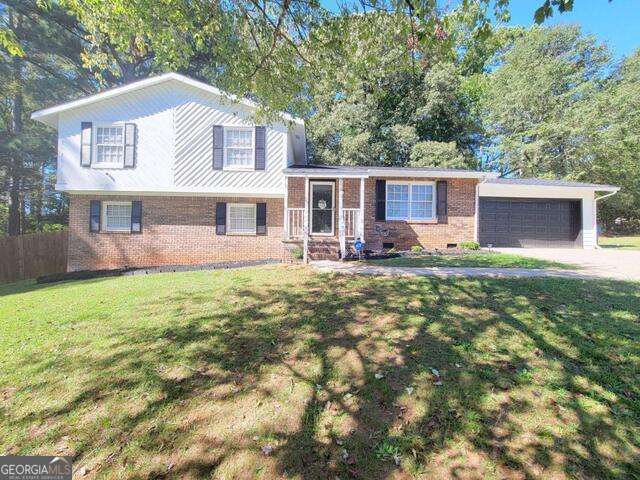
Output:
310,181,334,235
479,197,582,248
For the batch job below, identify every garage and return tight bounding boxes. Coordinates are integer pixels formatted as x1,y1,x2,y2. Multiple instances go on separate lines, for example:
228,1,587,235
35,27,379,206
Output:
479,197,582,248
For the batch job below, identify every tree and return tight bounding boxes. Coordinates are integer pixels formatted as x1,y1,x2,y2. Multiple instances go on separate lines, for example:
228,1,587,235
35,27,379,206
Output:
305,9,498,168
0,2,86,235
480,25,611,176
55,0,324,115
409,141,466,168
576,50,640,227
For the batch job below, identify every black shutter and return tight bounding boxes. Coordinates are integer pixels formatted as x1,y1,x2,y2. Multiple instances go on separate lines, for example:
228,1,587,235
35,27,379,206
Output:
213,125,224,170
131,200,142,233
256,202,267,235
437,180,448,224
216,202,226,235
375,179,386,221
81,122,92,166
124,123,137,168
90,200,101,232
255,126,266,170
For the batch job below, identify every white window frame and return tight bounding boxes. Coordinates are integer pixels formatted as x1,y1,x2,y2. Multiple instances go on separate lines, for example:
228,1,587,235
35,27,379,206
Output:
101,201,132,233
92,123,126,169
310,181,335,236
386,181,437,221
223,126,254,171
227,202,257,235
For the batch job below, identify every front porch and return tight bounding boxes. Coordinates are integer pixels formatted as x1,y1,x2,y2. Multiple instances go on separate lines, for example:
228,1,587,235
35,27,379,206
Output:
283,175,367,262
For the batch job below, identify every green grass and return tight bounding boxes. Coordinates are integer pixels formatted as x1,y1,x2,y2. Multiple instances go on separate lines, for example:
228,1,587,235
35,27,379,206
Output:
599,235,640,250
1,266,639,479
366,252,577,269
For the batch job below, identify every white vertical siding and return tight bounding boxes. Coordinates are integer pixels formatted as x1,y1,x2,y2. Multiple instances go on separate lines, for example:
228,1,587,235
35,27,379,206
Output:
582,193,597,248
55,79,290,196
172,85,287,195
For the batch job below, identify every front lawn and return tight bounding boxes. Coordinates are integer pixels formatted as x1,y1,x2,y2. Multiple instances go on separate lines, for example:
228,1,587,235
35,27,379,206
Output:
366,252,577,269
1,266,639,479
599,235,640,250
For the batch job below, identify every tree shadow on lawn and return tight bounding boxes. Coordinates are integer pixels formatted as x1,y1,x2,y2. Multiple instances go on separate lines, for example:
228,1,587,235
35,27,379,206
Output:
7,270,640,479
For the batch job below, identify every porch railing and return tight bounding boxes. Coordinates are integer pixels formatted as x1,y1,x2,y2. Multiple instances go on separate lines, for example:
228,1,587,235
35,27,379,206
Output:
342,208,360,238
286,207,361,240
285,208,304,240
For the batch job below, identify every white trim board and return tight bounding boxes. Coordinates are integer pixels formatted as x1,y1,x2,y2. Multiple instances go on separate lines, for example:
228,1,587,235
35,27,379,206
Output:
60,188,285,198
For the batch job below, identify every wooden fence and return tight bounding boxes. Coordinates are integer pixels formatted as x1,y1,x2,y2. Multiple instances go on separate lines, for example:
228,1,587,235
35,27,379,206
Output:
0,230,68,283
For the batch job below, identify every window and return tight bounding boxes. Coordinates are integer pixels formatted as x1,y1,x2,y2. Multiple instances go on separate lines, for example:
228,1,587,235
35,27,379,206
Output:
227,203,256,234
386,182,435,221
224,127,254,169
94,125,125,167
102,201,132,232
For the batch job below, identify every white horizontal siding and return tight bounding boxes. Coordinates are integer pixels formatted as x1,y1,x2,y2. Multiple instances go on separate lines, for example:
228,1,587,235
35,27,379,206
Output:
478,183,598,249
56,79,289,196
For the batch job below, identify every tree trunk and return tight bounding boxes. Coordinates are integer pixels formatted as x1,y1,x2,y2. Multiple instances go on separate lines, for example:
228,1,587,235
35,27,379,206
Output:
8,180,21,236
7,13,24,236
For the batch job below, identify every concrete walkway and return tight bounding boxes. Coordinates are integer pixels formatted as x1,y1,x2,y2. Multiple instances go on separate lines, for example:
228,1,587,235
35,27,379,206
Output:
311,260,625,281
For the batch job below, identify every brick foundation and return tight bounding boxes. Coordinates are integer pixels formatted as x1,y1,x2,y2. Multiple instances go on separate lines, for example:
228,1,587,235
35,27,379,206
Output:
68,194,291,271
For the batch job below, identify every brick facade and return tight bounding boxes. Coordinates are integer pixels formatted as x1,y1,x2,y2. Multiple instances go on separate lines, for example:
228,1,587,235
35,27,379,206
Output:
69,176,478,271
286,176,478,251
363,177,478,251
67,194,290,271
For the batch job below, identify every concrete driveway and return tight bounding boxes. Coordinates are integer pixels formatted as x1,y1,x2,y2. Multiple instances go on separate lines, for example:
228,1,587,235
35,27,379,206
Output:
495,248,640,281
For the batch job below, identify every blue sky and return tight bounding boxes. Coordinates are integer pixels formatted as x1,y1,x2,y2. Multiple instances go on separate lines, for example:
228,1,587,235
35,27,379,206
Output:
505,0,638,59
321,1,639,60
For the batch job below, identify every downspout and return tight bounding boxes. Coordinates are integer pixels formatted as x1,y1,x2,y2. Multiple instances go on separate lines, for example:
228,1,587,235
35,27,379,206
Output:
593,190,619,249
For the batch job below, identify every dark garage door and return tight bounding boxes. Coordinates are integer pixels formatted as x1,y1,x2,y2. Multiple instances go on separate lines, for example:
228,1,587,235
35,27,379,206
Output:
479,198,582,248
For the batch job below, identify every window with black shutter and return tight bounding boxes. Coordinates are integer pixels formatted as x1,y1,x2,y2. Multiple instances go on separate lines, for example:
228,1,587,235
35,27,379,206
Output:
256,202,267,234
216,202,227,235
375,179,386,221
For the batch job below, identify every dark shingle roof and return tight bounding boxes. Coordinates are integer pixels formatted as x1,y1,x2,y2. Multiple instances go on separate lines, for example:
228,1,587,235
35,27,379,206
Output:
485,178,619,190
284,164,497,179
287,164,484,174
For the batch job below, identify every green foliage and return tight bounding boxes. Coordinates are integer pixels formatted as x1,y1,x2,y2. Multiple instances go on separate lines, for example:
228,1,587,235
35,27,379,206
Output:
306,12,489,168
0,202,8,236
481,25,611,177
291,247,304,260
410,245,424,253
481,25,640,225
55,0,322,115
575,50,640,227
409,141,466,169
0,27,23,56
460,241,481,250
40,223,65,233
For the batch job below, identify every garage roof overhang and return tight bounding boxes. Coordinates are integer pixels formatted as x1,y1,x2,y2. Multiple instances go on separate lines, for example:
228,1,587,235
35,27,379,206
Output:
479,178,620,198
